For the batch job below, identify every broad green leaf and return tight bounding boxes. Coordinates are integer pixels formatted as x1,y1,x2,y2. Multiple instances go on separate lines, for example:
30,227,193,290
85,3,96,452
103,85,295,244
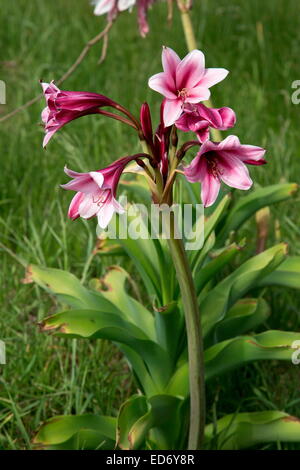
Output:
189,195,230,268
201,244,287,339
205,330,300,381
257,256,300,289
33,414,116,450
25,264,118,313
117,395,150,450
115,208,162,299
90,266,156,340
218,183,298,242
117,395,184,450
166,362,189,399
42,309,172,389
205,411,300,449
194,243,241,295
210,297,270,343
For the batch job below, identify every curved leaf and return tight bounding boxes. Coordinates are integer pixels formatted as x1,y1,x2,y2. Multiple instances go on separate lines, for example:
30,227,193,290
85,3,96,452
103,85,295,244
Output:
218,183,298,242
194,243,241,295
90,266,156,340
24,264,118,313
33,414,116,450
42,309,172,389
205,330,300,381
210,297,270,343
201,243,287,339
257,256,300,289
117,394,184,450
205,411,300,450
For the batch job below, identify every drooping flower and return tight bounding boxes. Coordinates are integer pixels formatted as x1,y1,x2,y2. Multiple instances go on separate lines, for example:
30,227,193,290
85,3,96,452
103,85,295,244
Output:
61,156,139,228
137,0,155,38
175,103,236,143
184,136,266,207
148,46,229,127
41,81,116,147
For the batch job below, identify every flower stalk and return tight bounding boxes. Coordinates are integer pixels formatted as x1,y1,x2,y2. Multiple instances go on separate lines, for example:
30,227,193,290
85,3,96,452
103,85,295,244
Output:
167,211,206,450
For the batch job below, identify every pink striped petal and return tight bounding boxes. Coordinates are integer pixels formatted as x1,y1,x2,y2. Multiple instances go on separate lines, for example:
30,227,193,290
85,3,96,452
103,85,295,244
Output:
201,170,221,207
218,107,236,129
68,192,84,219
97,202,115,229
218,153,253,190
186,86,211,103
176,50,205,90
200,68,229,88
148,72,177,99
162,46,180,85
163,99,183,127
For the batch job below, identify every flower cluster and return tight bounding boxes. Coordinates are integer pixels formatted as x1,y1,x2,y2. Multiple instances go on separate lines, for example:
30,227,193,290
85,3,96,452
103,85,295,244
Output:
92,0,156,37
41,46,266,227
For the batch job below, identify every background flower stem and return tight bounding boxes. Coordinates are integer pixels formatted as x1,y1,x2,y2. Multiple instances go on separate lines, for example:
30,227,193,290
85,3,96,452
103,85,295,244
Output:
179,7,222,142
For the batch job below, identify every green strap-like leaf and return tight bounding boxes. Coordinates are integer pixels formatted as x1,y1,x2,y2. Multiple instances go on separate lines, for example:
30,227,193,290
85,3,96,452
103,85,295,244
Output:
257,256,300,289
209,297,270,343
194,243,241,295
205,410,300,449
90,266,156,341
33,414,116,450
217,183,298,242
201,243,287,338
117,394,184,450
25,264,119,313
167,329,300,398
42,309,172,390
205,330,300,381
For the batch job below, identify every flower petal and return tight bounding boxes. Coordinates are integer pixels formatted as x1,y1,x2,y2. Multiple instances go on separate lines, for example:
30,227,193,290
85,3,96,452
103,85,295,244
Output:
68,192,84,220
186,86,211,103
176,50,205,90
163,99,183,127
93,0,114,15
218,107,236,129
201,171,221,207
90,171,104,188
200,68,229,88
97,202,115,229
218,153,253,190
78,194,98,219
118,0,135,11
162,46,180,85
148,72,177,99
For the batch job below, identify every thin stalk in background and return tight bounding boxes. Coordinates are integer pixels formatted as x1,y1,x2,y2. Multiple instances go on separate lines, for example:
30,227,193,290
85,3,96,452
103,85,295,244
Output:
178,3,222,142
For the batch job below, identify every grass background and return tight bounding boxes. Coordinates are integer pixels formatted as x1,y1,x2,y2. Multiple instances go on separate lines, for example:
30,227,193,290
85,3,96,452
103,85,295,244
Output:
0,0,300,449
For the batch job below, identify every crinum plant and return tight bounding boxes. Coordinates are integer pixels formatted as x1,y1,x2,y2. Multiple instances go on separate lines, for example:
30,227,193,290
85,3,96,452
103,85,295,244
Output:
27,46,300,450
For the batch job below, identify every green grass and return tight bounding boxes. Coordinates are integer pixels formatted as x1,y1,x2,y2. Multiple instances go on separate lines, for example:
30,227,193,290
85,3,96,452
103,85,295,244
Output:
0,0,300,449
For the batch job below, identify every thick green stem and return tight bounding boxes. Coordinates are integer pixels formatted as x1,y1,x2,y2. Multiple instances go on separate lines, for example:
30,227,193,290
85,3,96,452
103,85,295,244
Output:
179,8,221,142
167,212,206,450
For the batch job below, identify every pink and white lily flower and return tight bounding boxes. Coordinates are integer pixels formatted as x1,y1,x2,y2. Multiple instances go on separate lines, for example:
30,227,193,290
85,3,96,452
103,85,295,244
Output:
61,156,136,229
148,46,229,127
92,0,135,16
41,81,115,147
184,135,266,207
175,103,236,143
